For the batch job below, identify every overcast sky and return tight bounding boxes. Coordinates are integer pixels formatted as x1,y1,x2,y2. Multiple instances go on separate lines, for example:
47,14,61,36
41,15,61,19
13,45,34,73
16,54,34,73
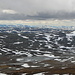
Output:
0,0,75,20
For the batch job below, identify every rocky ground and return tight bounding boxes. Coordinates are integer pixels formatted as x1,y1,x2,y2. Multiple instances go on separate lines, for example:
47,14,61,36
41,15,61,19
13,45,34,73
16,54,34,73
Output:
0,27,75,75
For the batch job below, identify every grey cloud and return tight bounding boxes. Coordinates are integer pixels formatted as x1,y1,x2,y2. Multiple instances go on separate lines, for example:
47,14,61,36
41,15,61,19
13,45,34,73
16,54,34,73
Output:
0,13,26,20
26,11,75,20
0,11,75,20
0,0,75,20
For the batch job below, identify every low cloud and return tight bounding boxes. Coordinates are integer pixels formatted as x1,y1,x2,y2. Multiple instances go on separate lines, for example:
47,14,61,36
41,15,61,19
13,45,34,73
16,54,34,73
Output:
2,9,17,14
26,11,75,20
1,11,75,20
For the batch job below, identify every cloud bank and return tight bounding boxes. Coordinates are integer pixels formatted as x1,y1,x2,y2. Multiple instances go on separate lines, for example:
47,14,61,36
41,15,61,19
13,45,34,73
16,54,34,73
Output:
0,0,75,20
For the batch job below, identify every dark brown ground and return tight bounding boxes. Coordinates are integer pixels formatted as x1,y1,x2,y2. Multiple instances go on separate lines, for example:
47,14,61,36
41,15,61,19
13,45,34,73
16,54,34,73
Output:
0,59,75,75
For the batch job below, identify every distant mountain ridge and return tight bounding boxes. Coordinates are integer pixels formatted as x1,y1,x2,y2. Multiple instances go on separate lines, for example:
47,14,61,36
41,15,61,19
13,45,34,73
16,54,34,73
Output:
0,24,75,30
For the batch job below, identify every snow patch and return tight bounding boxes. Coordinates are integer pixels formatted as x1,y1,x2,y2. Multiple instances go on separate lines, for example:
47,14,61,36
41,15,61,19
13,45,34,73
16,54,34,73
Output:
16,58,23,61
33,73,44,75
45,34,50,41
71,31,75,34
43,54,55,58
21,36,29,39
22,73,27,75
13,42,23,44
21,63,30,68
0,73,7,75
